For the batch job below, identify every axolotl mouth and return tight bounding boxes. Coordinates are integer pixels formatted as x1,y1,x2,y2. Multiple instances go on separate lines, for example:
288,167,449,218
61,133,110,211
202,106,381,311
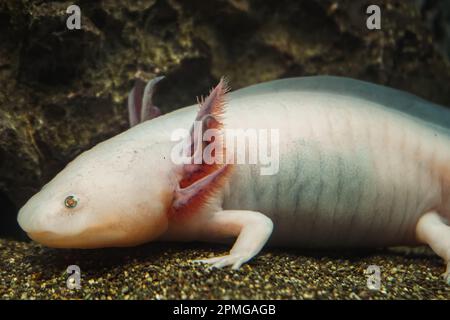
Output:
25,227,140,249
25,231,78,248
25,229,119,249
19,207,167,249
18,209,131,249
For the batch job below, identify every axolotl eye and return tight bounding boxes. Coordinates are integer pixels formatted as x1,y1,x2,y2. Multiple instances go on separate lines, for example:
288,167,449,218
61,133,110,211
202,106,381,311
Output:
64,195,79,208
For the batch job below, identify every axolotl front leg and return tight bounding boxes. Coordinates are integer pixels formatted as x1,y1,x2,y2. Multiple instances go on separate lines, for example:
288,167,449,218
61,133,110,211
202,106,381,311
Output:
192,210,273,269
163,209,273,269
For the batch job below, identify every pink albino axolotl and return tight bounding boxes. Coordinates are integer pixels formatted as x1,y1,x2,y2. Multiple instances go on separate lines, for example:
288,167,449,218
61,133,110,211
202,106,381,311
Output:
17,76,450,283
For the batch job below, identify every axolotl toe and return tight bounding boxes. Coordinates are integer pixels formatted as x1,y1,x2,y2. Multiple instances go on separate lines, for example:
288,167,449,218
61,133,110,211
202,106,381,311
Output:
18,76,450,284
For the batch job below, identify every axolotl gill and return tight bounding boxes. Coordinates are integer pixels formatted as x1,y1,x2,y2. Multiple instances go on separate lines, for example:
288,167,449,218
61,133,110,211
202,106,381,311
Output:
17,76,450,283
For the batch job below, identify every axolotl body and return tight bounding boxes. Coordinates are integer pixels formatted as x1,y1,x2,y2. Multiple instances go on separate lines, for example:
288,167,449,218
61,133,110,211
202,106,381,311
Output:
18,76,450,282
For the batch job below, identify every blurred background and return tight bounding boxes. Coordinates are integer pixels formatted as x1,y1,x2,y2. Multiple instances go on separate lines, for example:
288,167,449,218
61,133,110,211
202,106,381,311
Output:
1,0,450,239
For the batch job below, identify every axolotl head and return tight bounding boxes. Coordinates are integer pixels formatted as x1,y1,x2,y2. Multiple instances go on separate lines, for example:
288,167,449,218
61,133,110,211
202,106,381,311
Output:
17,137,175,248
17,77,230,249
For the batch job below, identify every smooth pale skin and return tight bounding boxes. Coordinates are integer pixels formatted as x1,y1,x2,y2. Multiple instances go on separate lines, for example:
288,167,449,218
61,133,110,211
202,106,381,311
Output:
18,76,450,282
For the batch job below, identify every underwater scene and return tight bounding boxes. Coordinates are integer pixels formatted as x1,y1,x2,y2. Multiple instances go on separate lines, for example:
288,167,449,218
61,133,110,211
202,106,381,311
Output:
1,0,450,303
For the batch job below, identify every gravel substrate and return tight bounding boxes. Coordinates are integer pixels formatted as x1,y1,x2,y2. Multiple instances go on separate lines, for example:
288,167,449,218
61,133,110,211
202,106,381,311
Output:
0,239,448,300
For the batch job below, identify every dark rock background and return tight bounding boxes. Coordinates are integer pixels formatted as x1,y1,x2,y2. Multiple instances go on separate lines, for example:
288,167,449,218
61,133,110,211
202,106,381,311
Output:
1,0,450,238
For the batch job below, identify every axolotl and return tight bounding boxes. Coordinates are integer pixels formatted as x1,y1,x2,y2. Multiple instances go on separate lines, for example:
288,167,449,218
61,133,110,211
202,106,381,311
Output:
17,76,450,283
